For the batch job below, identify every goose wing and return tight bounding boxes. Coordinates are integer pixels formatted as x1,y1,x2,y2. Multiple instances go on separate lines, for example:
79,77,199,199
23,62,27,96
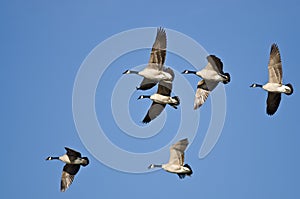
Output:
205,55,224,73
268,43,282,84
157,80,172,96
65,147,81,162
142,102,166,123
163,67,175,81
137,78,157,90
156,67,174,96
137,67,173,91
194,80,218,109
148,27,167,70
168,138,189,166
65,147,81,157
266,92,281,115
61,164,80,192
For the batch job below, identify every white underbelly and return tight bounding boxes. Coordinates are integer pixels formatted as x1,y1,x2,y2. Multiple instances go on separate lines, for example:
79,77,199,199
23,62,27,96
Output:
163,164,189,174
162,164,181,173
197,70,223,82
151,94,174,104
139,69,172,81
263,83,284,92
59,154,71,164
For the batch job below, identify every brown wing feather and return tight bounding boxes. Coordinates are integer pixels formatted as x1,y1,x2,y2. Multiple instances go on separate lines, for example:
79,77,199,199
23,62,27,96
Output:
168,138,189,166
60,164,80,192
142,102,166,123
180,153,184,166
148,28,167,70
157,81,172,96
138,78,157,90
194,80,210,109
268,43,282,84
206,55,224,73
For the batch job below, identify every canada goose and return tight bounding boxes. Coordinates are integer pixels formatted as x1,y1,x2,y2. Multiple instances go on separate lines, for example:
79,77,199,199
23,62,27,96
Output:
123,27,174,90
46,147,89,192
182,55,230,109
250,43,293,115
138,70,179,123
148,138,193,179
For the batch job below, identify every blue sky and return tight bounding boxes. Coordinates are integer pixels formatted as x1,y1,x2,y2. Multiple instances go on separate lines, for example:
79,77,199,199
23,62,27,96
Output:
2,0,300,198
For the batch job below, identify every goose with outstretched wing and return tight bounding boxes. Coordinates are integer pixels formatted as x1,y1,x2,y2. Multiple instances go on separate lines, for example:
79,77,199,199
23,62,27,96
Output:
148,138,193,179
123,27,173,90
182,55,230,109
250,43,293,115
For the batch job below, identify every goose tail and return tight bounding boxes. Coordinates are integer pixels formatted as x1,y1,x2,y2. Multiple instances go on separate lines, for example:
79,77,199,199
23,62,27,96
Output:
222,72,231,84
184,164,193,176
81,157,89,166
171,96,180,105
285,83,293,95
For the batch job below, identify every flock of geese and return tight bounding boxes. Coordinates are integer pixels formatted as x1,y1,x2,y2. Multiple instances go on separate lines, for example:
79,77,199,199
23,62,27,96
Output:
46,27,293,192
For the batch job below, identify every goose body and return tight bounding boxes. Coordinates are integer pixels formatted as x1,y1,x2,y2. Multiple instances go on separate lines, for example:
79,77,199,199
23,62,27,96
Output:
124,67,173,83
148,138,193,179
196,69,226,82
143,93,179,104
123,27,174,90
182,55,230,109
250,43,293,115
262,83,292,93
46,147,89,192
138,69,179,123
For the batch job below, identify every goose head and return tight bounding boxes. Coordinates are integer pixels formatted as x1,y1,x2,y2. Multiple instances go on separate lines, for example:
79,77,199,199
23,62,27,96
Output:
123,70,138,74
250,83,262,88
45,156,59,160
148,164,155,169
45,156,52,160
138,95,151,100
182,70,196,74
148,164,162,169
122,70,130,74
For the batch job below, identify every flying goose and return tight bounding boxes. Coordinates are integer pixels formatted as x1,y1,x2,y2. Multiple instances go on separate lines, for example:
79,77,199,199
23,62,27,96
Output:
123,27,174,90
250,43,293,115
148,138,193,179
138,69,179,123
182,55,230,109
46,147,89,192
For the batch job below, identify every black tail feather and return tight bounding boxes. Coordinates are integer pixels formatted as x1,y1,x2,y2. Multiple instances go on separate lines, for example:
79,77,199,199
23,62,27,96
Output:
285,83,293,95
177,174,186,179
172,96,180,105
81,157,89,166
169,96,180,109
184,164,193,176
177,164,193,179
222,72,230,84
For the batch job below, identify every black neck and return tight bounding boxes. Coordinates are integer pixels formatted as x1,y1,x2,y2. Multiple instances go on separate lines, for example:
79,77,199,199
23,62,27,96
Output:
138,95,151,100
131,70,139,74
183,70,197,74
46,156,59,160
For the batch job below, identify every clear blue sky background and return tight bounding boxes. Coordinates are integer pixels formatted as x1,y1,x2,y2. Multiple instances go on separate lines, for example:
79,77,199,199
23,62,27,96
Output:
2,0,300,198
